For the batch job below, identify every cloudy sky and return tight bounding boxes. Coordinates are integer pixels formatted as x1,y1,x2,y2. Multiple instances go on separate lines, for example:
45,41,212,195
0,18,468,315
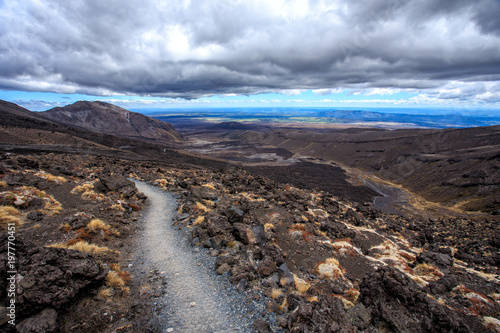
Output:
1,0,500,111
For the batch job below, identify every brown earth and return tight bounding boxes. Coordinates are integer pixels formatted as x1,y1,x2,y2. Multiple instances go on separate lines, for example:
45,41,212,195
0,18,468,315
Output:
0,100,499,332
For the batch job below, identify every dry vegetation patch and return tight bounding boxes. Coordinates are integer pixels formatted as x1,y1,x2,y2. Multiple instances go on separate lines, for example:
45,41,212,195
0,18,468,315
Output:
0,205,23,229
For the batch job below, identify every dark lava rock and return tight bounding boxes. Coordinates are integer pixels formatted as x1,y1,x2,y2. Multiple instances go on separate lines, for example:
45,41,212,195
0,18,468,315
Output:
287,294,354,332
16,157,39,169
133,316,162,333
17,308,58,333
27,210,45,221
359,266,472,332
94,175,137,198
252,319,271,333
63,213,91,230
417,250,454,268
428,274,459,295
277,263,294,286
0,234,107,319
237,279,248,293
257,257,277,277
251,225,267,246
224,205,245,223
190,186,216,200
262,244,284,266
347,303,372,330
320,219,356,239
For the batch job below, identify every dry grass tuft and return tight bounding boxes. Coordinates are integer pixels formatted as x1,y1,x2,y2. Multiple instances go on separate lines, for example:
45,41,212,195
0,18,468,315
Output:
98,287,113,298
201,183,216,190
294,275,311,294
87,218,110,231
35,172,67,183
106,271,125,288
60,223,72,232
306,296,319,302
71,183,95,194
48,240,120,256
413,263,444,282
313,257,345,279
72,183,106,201
346,288,360,303
193,215,205,225
336,296,355,309
271,288,284,299
226,240,238,248
0,206,23,230
195,201,209,213
278,297,288,312
110,203,125,211
87,218,120,238
483,317,500,332
154,178,168,187
264,223,275,232
42,193,63,215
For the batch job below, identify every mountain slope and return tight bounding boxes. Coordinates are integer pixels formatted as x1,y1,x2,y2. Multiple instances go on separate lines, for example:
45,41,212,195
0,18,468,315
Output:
42,101,183,143
237,125,500,214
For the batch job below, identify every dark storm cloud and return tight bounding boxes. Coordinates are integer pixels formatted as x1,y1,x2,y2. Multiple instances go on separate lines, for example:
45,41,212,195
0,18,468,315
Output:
0,0,499,100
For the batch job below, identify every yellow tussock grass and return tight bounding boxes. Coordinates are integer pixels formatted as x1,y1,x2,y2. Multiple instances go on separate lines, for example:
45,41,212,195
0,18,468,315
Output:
35,172,67,183
195,202,209,213
346,288,360,303
336,296,355,309
110,203,125,211
314,257,344,279
106,271,125,288
201,183,216,190
43,196,63,215
98,287,113,298
87,218,111,231
294,275,311,294
483,317,500,332
48,240,119,256
193,215,205,225
154,179,168,186
278,297,288,312
306,296,319,302
413,263,444,282
71,183,95,194
271,288,283,299
0,206,23,230
264,223,274,232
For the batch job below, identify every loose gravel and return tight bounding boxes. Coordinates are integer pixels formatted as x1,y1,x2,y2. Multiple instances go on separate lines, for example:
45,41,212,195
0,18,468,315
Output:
133,181,282,333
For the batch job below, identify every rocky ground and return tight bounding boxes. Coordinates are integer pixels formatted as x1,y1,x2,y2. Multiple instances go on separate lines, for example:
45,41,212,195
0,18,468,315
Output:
1,151,499,332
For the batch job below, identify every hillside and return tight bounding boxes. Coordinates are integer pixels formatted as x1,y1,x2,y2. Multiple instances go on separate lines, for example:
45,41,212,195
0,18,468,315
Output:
237,125,500,214
42,101,183,144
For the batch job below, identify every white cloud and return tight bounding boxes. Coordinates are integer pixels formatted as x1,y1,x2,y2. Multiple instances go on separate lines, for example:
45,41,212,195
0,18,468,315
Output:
0,0,499,107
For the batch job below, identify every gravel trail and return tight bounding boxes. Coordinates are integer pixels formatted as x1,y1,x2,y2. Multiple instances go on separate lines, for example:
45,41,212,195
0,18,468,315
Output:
133,181,274,333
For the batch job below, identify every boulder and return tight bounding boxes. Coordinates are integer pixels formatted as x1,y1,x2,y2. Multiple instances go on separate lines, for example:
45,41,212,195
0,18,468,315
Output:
16,308,58,333
0,234,107,319
94,175,138,198
257,257,277,277
359,266,471,333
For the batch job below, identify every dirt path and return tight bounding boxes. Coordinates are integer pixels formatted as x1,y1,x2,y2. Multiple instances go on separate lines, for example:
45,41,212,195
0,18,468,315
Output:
133,181,266,333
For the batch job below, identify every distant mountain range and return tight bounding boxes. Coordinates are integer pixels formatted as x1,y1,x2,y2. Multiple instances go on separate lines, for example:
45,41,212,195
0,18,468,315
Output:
143,107,500,129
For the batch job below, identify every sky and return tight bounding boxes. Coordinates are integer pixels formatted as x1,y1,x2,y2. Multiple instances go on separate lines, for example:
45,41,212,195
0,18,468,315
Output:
1,0,500,112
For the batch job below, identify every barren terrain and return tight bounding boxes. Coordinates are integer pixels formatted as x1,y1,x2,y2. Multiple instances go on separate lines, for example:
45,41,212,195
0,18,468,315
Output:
1,100,499,332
